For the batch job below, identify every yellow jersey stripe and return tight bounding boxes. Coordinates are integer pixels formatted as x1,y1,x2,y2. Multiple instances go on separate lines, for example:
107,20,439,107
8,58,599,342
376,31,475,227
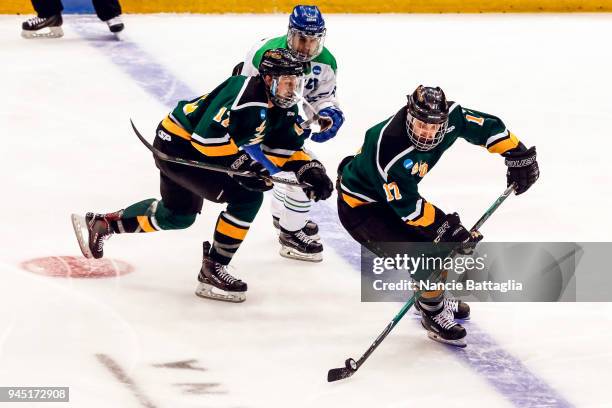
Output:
406,202,436,227
161,116,191,140
342,193,369,208
487,132,520,154
264,150,313,168
191,140,239,157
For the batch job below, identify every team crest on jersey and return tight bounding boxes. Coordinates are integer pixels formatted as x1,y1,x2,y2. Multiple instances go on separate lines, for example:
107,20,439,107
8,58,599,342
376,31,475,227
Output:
403,159,414,170
418,162,429,177
312,65,321,75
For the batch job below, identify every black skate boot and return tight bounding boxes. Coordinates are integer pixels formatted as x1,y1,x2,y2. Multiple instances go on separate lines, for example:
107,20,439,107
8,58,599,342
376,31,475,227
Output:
21,14,63,39
415,296,470,320
106,16,124,34
279,228,323,262
419,302,467,348
273,216,319,240
196,242,247,303
71,212,116,259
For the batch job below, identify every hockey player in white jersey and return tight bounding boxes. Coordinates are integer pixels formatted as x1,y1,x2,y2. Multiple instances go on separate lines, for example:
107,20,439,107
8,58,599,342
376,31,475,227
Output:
234,5,345,262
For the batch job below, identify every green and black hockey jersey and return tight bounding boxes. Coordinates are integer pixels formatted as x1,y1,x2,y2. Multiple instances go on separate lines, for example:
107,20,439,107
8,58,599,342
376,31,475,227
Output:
158,75,312,168
241,35,339,115
339,103,521,237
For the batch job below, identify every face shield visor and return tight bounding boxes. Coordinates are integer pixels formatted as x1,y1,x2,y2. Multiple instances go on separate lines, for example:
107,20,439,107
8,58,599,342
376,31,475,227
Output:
270,74,305,108
287,27,326,62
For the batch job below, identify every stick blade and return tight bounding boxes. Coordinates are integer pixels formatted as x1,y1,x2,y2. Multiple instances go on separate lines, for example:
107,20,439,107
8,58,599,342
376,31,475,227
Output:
327,367,355,382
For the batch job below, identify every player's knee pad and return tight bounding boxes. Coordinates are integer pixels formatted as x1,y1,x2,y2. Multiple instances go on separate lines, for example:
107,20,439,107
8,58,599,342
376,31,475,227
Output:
154,200,197,230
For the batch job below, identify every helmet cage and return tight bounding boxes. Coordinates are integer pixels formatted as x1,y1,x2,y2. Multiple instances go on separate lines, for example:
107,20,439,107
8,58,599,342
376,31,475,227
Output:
406,111,448,151
287,27,326,62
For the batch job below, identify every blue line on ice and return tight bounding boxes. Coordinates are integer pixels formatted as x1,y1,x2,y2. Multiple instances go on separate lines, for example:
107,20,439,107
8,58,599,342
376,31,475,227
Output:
70,15,573,408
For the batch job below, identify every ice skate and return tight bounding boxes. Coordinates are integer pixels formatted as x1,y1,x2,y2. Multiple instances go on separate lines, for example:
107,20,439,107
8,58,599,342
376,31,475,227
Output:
273,216,320,240
21,14,63,39
420,306,467,348
106,15,124,36
279,229,323,262
71,212,115,259
196,242,247,303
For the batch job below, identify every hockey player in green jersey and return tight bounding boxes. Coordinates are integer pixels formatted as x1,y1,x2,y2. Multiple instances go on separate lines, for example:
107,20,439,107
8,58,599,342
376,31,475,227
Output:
71,49,334,303
337,85,539,346
234,5,344,262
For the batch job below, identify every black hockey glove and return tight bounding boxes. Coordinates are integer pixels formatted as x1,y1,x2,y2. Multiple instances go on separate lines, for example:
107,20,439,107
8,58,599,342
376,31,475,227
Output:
295,160,333,202
435,212,483,255
505,146,539,195
230,153,273,192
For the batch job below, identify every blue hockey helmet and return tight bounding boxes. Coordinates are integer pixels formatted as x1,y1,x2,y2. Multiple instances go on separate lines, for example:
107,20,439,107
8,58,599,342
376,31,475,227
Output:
287,5,326,62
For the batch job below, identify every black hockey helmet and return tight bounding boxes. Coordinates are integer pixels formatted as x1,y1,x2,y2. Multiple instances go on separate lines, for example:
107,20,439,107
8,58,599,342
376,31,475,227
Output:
259,48,304,77
259,48,305,108
406,85,449,151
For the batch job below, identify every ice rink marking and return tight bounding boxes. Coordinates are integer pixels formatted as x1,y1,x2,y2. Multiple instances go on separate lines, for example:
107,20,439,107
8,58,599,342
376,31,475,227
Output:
96,353,158,408
69,15,573,407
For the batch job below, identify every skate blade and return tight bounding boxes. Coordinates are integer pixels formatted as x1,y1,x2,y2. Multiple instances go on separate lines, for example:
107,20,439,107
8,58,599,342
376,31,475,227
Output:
21,26,64,39
71,214,93,259
426,331,467,348
195,282,246,303
279,246,323,262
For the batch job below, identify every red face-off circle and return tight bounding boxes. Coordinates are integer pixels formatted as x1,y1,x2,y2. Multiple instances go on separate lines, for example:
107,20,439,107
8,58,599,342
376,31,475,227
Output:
21,256,134,278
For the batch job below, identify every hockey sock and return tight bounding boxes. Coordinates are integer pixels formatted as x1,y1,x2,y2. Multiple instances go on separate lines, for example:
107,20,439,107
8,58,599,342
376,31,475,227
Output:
418,287,445,315
209,195,261,264
108,199,197,233
210,212,252,265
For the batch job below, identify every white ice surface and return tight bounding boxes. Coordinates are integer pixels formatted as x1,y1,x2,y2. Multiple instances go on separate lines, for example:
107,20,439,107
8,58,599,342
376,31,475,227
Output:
1,13,611,407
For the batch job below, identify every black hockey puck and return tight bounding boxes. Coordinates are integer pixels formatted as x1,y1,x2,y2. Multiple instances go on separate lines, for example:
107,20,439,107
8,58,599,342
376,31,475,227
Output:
345,358,357,371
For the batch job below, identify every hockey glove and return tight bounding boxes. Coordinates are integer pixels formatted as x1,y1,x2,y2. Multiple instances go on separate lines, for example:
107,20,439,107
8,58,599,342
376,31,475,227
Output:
296,115,313,138
505,146,539,195
435,212,483,255
230,153,273,192
295,160,333,202
310,107,344,143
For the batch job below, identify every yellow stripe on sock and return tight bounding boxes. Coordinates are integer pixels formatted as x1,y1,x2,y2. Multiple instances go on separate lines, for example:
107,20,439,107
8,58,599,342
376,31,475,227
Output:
137,216,156,232
216,218,248,240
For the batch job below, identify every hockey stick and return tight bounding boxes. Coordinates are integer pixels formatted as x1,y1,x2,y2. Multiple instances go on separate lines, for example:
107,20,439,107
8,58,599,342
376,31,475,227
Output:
327,184,516,382
299,97,332,130
130,119,310,188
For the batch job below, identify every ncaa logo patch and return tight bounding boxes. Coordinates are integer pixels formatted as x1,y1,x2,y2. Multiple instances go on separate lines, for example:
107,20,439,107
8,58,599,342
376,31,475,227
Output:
312,65,321,75
260,109,266,120
403,158,414,170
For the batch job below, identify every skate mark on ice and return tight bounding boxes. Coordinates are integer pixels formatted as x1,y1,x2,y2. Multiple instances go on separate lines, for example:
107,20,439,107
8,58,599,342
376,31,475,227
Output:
69,16,195,109
173,382,227,395
153,359,207,371
70,19,573,407
96,353,158,408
